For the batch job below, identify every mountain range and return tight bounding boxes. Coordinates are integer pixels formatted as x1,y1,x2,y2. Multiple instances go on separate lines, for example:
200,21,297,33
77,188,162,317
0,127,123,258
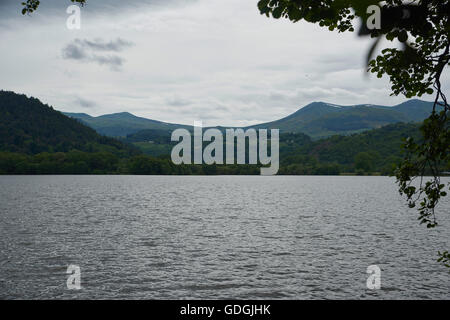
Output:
64,99,436,139
1,90,443,175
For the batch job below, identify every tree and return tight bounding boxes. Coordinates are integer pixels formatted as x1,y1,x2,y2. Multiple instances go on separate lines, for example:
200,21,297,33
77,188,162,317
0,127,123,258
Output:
257,0,449,267
21,0,86,15
355,152,374,173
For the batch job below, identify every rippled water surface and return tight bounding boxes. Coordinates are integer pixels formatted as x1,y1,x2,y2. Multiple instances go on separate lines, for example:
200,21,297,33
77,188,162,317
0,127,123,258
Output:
0,175,449,299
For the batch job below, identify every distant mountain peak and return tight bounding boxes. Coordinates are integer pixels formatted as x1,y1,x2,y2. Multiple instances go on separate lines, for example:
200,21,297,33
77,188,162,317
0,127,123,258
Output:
323,102,343,108
302,101,345,109
113,112,134,116
63,112,93,118
249,99,434,139
63,109,190,137
98,112,137,119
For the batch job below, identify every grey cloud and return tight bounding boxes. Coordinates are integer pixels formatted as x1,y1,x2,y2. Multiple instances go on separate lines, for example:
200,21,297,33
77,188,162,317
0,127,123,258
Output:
62,43,88,60
75,97,96,108
92,55,125,69
166,97,192,107
255,64,294,71
163,101,231,118
62,38,132,70
268,92,288,102
74,38,133,52
312,54,365,73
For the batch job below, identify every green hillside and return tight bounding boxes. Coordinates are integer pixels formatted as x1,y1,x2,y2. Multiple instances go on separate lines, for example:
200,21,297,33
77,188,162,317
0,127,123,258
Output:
248,101,434,138
0,91,138,156
279,123,424,175
122,121,430,175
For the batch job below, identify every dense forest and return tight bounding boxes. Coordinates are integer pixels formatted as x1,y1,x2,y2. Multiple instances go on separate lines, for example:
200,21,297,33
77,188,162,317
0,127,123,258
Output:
278,123,424,175
117,122,426,175
0,151,261,175
0,91,138,157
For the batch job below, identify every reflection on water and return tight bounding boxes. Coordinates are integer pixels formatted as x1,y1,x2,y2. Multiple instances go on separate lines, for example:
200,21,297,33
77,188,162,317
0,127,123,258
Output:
0,175,449,299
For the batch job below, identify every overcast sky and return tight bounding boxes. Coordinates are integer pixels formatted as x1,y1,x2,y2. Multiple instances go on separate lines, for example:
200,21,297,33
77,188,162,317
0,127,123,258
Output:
0,0,447,127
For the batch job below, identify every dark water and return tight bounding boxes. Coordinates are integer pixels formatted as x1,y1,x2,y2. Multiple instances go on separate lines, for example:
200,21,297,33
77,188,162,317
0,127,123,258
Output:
0,175,448,299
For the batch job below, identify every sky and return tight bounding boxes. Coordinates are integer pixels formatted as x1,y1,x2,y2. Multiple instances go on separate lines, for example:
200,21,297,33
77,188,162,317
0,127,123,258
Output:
0,0,447,127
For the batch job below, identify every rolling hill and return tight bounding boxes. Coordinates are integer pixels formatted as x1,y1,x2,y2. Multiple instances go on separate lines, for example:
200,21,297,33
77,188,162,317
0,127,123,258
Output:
248,100,435,138
64,99,436,139
0,91,138,156
63,111,190,137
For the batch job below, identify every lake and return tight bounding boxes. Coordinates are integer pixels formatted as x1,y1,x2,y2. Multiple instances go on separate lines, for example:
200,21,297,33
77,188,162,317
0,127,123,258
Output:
0,175,449,299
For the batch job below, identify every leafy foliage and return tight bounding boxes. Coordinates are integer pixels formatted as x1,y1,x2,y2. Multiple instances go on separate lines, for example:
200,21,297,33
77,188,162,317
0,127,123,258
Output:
438,251,450,268
396,110,450,229
21,0,86,15
257,0,449,96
